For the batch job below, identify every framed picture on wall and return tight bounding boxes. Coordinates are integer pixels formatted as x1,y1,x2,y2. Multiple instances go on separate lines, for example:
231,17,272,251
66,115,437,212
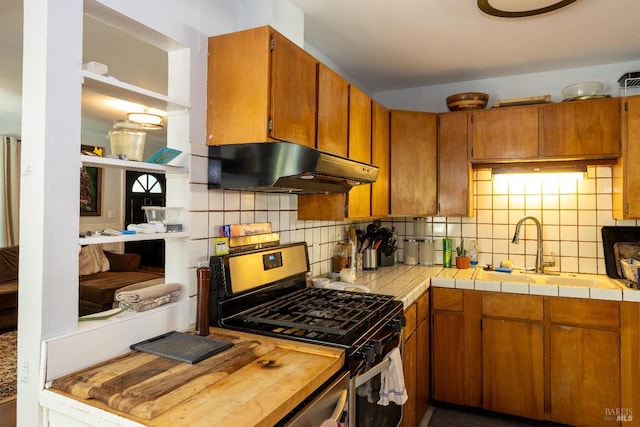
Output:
80,145,103,216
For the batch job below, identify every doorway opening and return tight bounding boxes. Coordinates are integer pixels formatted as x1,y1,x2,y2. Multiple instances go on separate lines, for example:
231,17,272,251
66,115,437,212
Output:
124,171,165,270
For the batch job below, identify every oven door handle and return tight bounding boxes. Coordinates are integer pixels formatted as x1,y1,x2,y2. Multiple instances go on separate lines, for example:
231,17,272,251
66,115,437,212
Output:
330,389,348,421
354,357,392,388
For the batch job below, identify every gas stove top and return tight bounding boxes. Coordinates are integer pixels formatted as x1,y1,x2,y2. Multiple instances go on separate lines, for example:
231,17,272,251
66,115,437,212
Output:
209,243,404,352
224,286,401,347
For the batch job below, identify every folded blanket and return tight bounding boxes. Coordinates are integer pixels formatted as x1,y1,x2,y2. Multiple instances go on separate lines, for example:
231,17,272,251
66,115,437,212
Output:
115,282,181,303
119,291,180,312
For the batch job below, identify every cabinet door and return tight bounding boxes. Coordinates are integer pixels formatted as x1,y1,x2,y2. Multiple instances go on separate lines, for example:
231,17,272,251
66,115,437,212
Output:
416,292,430,422
390,110,437,216
540,97,620,159
270,32,317,148
317,63,348,156
470,106,538,161
431,311,465,405
403,330,417,427
438,112,473,217
347,85,372,218
207,26,271,144
550,325,620,426
613,96,640,219
482,318,544,420
297,85,373,221
372,101,390,217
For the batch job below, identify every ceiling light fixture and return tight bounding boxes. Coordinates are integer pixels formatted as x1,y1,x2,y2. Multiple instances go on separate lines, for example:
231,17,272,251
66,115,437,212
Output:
127,112,165,130
477,0,578,18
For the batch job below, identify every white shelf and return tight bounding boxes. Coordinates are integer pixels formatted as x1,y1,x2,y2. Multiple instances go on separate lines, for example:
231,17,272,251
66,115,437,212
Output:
81,155,187,174
82,70,191,112
79,231,188,245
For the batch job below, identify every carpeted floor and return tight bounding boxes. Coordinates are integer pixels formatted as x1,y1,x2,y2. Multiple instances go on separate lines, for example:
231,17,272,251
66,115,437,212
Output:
0,330,17,404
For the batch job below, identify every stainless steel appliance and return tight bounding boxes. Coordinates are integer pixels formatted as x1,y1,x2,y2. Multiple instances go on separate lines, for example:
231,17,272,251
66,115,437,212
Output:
208,142,379,194
209,242,405,426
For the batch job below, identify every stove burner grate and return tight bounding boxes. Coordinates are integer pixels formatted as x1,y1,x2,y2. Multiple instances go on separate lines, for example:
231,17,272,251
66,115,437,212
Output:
230,287,395,337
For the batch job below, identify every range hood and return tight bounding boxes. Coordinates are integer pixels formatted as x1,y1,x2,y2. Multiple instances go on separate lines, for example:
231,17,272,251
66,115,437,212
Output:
208,142,378,194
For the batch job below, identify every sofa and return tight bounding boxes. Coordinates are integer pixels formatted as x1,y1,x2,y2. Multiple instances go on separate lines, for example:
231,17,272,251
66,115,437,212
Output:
0,245,165,328
0,245,19,330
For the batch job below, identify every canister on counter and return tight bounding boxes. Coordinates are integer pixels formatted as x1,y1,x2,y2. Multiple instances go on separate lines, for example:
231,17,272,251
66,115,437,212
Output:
419,239,435,266
443,238,453,268
413,217,427,239
404,239,418,265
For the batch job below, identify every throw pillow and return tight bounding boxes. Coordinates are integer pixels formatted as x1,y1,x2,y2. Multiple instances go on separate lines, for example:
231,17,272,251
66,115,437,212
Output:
78,244,110,276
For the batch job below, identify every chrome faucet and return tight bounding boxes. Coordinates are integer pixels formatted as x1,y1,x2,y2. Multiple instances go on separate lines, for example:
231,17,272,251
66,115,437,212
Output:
512,216,554,274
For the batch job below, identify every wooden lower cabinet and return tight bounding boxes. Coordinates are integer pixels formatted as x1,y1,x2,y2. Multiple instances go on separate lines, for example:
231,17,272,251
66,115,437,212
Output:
431,311,465,405
416,292,430,422
549,297,622,426
482,292,544,419
403,291,430,427
549,325,620,426
430,288,639,425
431,288,482,407
482,318,544,419
403,324,417,427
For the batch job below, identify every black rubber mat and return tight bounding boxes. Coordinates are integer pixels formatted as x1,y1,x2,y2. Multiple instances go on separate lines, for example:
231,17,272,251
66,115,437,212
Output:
130,331,233,364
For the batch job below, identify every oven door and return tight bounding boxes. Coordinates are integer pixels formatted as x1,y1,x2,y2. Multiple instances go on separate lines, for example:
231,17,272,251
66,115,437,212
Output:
349,326,403,427
283,371,349,426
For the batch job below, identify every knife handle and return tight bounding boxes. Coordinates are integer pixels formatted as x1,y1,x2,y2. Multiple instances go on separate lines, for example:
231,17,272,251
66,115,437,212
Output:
195,267,211,336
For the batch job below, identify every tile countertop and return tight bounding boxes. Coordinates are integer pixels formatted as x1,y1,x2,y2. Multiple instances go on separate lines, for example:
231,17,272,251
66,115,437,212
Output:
349,264,441,307
349,264,640,306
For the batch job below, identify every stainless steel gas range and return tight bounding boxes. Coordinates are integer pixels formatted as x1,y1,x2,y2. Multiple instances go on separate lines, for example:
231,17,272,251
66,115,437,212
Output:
209,242,406,427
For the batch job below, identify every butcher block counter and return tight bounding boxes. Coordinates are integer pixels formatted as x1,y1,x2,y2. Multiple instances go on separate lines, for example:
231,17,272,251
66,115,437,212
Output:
46,328,345,427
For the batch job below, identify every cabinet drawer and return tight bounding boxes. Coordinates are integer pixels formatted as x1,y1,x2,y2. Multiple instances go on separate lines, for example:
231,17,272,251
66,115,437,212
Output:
482,292,543,321
432,287,463,311
404,303,417,340
417,291,430,323
550,298,619,329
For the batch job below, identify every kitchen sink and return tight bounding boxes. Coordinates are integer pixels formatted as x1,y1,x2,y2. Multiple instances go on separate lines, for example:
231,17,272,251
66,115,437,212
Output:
474,269,545,284
473,268,623,289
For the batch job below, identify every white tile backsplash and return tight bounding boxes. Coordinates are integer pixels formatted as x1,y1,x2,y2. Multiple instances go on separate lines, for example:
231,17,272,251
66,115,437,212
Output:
193,157,638,275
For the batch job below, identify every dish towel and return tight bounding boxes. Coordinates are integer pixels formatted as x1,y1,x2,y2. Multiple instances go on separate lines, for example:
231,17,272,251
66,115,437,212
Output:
377,347,408,406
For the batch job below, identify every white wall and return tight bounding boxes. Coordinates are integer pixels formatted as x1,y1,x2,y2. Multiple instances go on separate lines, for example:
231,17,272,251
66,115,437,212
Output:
375,60,640,112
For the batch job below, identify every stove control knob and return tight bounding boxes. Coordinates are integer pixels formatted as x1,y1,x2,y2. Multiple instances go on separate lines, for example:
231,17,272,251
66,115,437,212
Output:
387,316,405,333
371,340,382,355
358,344,376,364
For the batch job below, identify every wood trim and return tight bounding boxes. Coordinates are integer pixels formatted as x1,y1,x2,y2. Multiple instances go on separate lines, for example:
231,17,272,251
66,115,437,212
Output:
620,302,640,415
482,292,544,321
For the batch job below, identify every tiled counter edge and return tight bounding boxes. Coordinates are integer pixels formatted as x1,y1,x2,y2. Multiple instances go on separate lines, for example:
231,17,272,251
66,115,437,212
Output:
431,269,640,303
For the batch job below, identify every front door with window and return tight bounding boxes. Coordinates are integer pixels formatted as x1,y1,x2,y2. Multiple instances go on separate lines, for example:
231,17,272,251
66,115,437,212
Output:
125,171,166,269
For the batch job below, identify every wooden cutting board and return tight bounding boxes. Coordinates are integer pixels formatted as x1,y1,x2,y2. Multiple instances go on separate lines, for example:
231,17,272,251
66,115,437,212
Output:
50,329,345,426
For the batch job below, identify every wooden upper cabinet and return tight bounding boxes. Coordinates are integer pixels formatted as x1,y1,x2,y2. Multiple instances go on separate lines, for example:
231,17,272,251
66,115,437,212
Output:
613,96,640,219
347,85,372,219
438,112,473,217
540,97,620,159
270,32,317,147
207,26,317,147
390,110,437,216
470,106,539,162
317,63,348,156
298,85,372,221
372,101,390,217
